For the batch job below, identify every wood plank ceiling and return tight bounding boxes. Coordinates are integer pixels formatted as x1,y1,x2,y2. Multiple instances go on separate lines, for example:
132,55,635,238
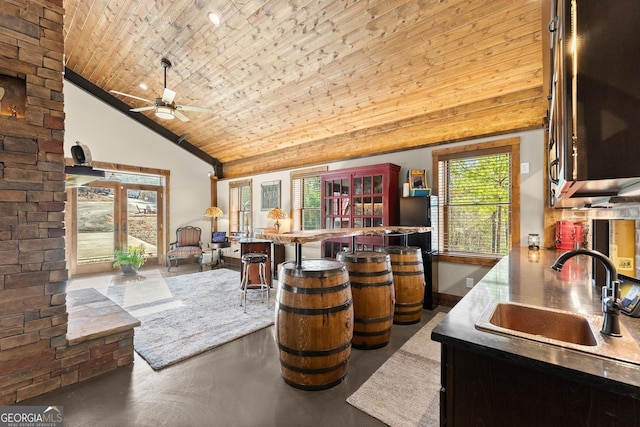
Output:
63,0,546,179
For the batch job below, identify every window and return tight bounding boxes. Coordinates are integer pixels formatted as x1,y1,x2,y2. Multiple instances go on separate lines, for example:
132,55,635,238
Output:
229,179,252,234
291,167,326,231
432,138,520,259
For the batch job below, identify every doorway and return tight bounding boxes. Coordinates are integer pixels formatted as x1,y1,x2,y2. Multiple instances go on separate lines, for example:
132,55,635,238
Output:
66,171,165,276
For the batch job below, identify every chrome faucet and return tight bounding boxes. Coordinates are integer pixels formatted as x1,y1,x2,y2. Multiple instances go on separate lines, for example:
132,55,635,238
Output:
551,249,622,337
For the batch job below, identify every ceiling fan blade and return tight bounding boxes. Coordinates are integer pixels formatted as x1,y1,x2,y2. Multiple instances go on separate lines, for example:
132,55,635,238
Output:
110,90,154,105
130,106,156,112
174,110,190,122
162,88,176,104
176,105,215,114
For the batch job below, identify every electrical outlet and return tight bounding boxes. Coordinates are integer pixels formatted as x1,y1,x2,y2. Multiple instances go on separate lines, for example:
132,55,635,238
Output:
466,277,474,288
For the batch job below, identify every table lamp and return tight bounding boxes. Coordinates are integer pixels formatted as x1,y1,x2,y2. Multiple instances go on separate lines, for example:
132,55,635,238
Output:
267,207,286,234
204,206,224,232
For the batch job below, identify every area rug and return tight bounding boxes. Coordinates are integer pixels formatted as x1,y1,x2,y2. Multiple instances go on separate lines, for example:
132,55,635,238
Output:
346,312,446,427
104,268,274,370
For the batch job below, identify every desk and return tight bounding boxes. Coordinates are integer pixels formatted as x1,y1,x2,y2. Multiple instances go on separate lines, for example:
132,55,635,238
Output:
204,242,231,270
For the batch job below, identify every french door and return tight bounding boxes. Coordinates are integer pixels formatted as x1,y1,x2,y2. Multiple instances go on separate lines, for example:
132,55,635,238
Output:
66,181,163,276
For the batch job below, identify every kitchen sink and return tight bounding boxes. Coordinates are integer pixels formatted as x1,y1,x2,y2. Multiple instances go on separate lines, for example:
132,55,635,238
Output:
475,302,640,365
486,302,597,346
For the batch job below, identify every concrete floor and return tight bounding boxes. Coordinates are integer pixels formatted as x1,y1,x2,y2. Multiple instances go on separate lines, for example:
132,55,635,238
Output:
23,263,447,427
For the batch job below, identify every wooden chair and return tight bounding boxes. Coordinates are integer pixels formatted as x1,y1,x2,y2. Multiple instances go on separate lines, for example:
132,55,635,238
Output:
167,226,203,271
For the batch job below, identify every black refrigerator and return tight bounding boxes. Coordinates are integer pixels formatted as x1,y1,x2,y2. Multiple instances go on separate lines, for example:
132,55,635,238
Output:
397,196,439,309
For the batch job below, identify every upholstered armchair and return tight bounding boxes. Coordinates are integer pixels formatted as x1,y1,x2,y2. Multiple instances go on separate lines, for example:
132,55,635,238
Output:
167,226,203,271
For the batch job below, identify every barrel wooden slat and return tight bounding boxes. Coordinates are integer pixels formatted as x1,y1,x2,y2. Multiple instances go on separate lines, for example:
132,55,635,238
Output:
276,259,353,390
380,246,425,324
336,251,394,349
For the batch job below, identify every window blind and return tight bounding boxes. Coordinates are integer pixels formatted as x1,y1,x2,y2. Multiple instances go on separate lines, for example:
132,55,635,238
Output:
438,152,512,255
291,167,325,231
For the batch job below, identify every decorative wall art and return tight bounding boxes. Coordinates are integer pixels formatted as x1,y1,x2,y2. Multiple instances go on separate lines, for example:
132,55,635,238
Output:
261,180,280,211
0,74,26,119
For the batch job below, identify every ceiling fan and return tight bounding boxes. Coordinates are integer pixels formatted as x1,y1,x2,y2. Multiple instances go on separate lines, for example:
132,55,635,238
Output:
110,58,214,122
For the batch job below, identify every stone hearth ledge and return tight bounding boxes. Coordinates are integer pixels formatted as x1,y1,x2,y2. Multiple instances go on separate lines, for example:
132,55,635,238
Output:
66,288,140,345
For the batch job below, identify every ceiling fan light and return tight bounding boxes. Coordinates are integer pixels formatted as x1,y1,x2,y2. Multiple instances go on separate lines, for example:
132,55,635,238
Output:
155,106,175,120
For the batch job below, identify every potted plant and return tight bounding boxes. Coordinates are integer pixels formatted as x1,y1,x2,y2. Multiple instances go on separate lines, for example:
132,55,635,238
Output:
113,243,146,275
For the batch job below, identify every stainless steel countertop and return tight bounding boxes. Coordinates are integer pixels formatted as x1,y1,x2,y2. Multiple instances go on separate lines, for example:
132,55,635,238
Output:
432,247,640,399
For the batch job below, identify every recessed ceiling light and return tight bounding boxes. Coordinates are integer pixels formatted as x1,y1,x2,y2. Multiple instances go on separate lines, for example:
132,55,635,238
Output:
139,83,148,91
208,12,221,26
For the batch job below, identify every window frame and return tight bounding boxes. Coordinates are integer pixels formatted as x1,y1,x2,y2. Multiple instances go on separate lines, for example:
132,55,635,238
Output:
290,166,327,231
229,179,252,234
432,137,520,265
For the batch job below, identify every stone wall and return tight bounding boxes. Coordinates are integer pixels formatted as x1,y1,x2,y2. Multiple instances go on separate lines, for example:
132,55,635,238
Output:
0,0,67,404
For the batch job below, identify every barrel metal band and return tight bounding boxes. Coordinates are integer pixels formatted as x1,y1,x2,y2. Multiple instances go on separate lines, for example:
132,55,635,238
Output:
354,314,393,324
279,356,349,375
350,280,393,288
391,260,423,266
391,270,424,276
277,299,352,316
280,281,349,294
278,340,351,358
339,257,389,264
282,375,347,391
395,301,424,308
347,270,391,277
354,328,392,337
283,266,346,278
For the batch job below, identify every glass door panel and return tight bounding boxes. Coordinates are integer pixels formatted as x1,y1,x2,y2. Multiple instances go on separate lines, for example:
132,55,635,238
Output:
373,175,383,194
363,176,372,194
76,186,115,265
354,177,362,195
125,188,159,259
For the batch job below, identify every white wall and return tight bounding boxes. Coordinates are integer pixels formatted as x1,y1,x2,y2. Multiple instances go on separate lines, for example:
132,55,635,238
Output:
216,129,545,296
64,81,213,245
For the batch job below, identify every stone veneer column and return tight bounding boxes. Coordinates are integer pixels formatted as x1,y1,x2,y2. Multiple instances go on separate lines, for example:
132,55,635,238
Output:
0,0,67,404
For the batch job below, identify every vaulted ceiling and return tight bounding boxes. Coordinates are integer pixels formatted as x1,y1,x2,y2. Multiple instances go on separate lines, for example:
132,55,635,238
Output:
63,0,546,179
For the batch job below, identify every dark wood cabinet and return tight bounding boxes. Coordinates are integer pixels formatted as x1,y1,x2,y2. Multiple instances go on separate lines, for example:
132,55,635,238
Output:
441,343,640,426
272,243,285,278
547,0,640,207
321,163,400,258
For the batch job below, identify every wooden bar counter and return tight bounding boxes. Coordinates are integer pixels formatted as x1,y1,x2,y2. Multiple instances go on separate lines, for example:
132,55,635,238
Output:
256,226,431,267
256,226,430,245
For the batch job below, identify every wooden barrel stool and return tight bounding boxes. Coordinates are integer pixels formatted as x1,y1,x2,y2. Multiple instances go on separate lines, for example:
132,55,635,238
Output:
275,259,353,390
336,251,394,349
380,246,425,324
